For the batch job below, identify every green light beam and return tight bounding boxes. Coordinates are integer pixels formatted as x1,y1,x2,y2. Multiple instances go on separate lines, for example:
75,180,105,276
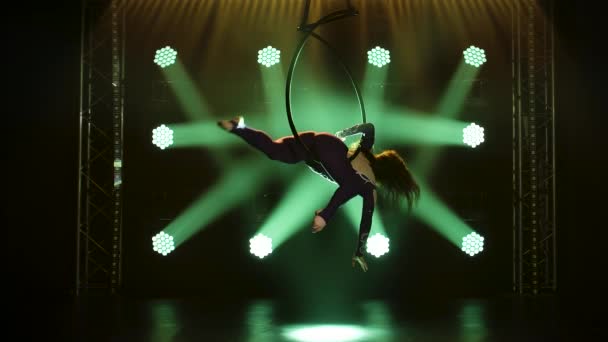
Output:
410,176,475,247
362,62,389,117
415,60,482,176
161,60,212,121
154,53,231,164
253,65,306,184
164,158,271,246
289,70,362,134
257,170,335,249
153,52,232,165
166,121,243,149
259,59,289,137
376,110,467,147
436,61,480,119
392,62,485,255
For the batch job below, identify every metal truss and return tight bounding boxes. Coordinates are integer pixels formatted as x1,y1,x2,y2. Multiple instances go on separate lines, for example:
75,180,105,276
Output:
512,0,557,294
76,0,125,294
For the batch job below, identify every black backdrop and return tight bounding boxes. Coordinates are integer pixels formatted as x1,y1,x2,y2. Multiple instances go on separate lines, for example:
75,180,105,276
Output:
6,1,605,305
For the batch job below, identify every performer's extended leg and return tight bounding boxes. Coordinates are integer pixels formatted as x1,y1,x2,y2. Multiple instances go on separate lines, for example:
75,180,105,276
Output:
231,126,315,164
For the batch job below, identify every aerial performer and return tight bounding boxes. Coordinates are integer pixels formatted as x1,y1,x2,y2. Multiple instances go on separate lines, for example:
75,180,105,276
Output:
218,0,419,271
217,117,419,272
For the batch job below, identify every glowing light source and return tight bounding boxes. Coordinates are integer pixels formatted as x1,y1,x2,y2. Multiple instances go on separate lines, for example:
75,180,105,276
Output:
152,124,174,150
463,46,487,68
257,46,281,68
250,233,273,258
366,233,390,257
367,46,391,68
154,46,178,68
461,232,484,256
152,231,175,256
463,123,485,148
282,325,372,342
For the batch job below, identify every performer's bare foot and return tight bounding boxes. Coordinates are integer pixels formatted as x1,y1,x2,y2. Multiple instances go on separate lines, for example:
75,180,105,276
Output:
217,116,243,131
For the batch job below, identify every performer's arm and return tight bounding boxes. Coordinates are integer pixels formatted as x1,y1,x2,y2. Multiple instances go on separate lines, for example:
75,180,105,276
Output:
336,123,375,150
317,186,357,224
316,186,374,257
355,189,375,257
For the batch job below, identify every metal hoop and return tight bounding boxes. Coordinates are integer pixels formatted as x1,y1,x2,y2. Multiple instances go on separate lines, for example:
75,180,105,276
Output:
285,7,366,162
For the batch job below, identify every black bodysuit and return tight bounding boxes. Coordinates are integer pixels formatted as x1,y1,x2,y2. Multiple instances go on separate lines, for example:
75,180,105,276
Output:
231,123,376,256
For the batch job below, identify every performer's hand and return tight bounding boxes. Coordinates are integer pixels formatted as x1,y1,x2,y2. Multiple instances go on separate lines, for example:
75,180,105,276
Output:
352,255,368,272
312,211,326,233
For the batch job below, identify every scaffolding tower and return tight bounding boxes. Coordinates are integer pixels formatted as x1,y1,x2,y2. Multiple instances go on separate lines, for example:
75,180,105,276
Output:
76,0,125,295
512,0,557,295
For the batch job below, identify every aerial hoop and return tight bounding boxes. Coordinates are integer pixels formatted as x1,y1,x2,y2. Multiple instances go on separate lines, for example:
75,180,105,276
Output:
285,0,367,163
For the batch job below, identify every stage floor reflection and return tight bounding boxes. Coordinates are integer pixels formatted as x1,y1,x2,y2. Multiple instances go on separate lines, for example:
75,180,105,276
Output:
44,294,596,341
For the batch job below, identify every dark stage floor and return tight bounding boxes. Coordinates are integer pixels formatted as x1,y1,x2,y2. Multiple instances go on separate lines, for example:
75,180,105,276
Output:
22,292,602,341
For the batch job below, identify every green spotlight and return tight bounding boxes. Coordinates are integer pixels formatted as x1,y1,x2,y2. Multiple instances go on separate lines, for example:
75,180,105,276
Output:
257,46,281,68
257,170,334,249
154,46,178,68
367,46,391,68
461,232,484,256
412,177,477,248
366,233,390,258
463,123,485,148
463,46,487,68
163,159,271,248
376,110,466,146
152,124,174,150
168,121,242,148
250,233,273,258
152,231,175,256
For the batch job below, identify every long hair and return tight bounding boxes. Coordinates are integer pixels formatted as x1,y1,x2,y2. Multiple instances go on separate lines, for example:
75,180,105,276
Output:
368,149,420,212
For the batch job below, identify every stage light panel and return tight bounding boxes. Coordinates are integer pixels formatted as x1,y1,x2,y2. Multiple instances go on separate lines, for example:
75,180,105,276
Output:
250,233,273,258
152,231,175,256
366,233,390,257
152,124,174,150
367,46,391,68
461,232,484,256
258,46,281,68
154,46,178,68
463,46,487,68
463,123,485,148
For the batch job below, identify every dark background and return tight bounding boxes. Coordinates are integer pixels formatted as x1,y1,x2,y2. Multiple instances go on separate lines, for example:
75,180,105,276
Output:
6,1,604,309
